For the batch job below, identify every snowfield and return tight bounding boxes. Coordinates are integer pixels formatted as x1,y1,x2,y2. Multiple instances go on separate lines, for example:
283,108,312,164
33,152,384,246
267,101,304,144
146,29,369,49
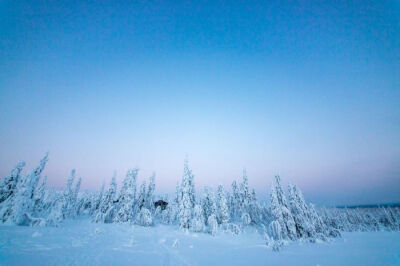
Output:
0,218,399,266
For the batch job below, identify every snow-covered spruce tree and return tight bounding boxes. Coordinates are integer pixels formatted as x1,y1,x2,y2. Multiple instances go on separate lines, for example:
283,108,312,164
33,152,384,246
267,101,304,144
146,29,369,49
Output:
158,194,170,224
144,173,156,212
62,170,81,219
207,214,218,236
270,175,297,241
75,190,92,215
93,175,117,223
73,177,81,214
191,204,205,232
187,159,196,208
269,220,283,251
239,169,251,218
154,205,163,221
216,185,230,225
202,187,217,225
174,180,181,206
269,186,288,240
135,207,152,226
114,168,138,223
262,223,274,248
0,162,26,223
0,161,26,204
164,181,180,224
309,203,328,238
33,175,47,214
13,153,48,226
241,212,251,226
230,180,240,220
46,196,64,226
249,189,261,224
62,170,75,218
135,180,147,213
90,182,105,215
162,203,177,225
288,184,315,239
179,160,194,230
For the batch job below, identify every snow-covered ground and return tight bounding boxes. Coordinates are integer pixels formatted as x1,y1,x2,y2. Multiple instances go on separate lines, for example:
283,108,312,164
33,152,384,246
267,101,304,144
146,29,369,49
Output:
0,218,399,266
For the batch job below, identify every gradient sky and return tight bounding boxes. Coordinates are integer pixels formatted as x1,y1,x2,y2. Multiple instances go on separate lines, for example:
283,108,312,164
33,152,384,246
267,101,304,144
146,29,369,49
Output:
0,0,399,206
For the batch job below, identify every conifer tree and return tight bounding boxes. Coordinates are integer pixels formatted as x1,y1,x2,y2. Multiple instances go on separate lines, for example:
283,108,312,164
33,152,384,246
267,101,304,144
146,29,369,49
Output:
136,180,146,212
145,173,156,212
93,175,117,223
91,182,105,215
33,175,47,214
271,175,297,240
202,187,217,225
0,162,26,222
0,161,25,204
191,204,205,232
207,214,218,236
230,180,240,220
179,159,194,230
13,153,48,225
216,185,230,225
239,169,251,215
114,169,138,223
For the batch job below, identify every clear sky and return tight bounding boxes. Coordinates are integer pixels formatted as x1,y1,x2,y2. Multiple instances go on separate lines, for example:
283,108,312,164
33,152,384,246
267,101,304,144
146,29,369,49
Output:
0,0,399,206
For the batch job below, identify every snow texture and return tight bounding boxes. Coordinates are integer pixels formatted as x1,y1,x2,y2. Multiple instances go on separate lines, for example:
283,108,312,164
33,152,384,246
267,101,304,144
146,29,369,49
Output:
0,218,399,266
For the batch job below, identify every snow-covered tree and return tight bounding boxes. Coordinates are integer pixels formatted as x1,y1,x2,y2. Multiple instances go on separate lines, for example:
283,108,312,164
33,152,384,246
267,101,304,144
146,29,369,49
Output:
33,175,47,214
207,214,218,236
75,190,92,215
239,169,251,215
269,220,283,251
270,176,297,241
248,189,260,224
216,185,230,225
90,181,105,215
186,159,196,207
136,180,146,212
230,180,240,220
46,197,64,226
0,161,25,204
174,181,181,205
93,175,117,223
62,170,81,219
309,203,327,236
0,162,26,223
178,160,195,230
144,173,156,212
241,212,251,226
191,204,205,232
202,187,217,225
13,153,48,225
114,169,138,223
135,207,152,226
288,184,315,239
73,177,81,206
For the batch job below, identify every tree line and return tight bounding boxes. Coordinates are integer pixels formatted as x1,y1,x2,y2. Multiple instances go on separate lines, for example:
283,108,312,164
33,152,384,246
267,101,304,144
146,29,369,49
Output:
0,154,399,251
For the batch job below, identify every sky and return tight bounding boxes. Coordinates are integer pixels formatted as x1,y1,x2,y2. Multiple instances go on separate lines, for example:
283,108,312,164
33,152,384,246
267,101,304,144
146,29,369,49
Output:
0,0,399,206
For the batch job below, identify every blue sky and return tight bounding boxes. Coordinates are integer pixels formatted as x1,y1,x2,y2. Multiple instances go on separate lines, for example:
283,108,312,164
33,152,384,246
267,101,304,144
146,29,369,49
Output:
0,0,399,205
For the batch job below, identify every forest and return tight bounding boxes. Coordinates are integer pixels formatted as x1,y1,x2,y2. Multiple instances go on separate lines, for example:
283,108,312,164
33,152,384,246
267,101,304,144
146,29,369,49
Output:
0,153,399,252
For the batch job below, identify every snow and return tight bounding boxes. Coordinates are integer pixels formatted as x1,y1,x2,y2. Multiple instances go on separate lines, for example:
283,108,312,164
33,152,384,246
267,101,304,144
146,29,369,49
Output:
0,218,399,266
